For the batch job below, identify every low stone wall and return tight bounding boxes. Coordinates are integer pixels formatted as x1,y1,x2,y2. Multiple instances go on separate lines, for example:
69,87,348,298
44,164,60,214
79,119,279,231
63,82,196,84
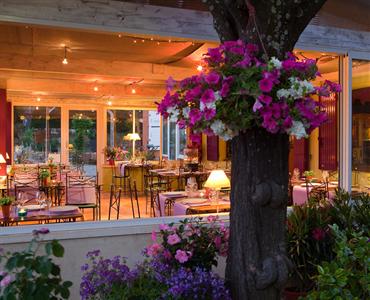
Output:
0,214,228,300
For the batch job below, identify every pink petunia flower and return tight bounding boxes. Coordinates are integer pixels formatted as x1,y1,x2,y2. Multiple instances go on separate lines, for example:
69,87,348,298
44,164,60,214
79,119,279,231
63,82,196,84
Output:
259,78,274,93
0,275,13,288
205,72,221,85
167,233,181,245
201,89,216,103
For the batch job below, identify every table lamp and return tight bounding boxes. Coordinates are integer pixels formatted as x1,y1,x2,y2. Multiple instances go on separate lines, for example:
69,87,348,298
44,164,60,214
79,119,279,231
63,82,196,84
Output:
204,170,230,212
128,133,141,158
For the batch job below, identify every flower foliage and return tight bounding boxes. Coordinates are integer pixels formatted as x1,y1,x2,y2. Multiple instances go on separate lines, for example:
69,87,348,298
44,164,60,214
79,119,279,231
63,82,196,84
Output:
80,217,230,299
157,40,341,140
103,146,128,161
144,216,229,270
0,228,72,300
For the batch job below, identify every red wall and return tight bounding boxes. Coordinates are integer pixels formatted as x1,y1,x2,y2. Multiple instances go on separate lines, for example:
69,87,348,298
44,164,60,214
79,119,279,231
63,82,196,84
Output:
0,89,9,175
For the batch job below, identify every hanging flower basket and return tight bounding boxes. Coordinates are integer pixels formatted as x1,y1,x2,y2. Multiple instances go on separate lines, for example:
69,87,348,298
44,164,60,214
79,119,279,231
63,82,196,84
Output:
157,40,341,141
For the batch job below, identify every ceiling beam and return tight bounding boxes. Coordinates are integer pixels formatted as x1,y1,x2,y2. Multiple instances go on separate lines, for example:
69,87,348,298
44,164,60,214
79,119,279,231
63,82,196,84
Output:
0,52,196,80
0,0,218,42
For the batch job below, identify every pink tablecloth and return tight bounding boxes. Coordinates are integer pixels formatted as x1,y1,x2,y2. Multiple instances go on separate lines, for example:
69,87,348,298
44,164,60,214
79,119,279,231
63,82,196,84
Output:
0,206,80,219
158,192,187,216
293,185,336,205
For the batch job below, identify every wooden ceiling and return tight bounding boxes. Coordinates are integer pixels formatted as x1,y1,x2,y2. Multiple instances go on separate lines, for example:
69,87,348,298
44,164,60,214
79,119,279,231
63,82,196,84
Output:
122,0,207,11
0,23,217,107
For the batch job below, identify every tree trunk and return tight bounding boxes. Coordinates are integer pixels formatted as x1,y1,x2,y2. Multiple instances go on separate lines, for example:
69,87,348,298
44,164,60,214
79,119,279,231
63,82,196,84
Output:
226,129,290,298
201,1,328,298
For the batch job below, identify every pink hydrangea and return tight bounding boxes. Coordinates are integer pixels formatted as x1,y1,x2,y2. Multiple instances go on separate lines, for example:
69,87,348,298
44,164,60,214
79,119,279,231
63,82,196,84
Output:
174,249,192,263
146,243,163,256
167,233,181,245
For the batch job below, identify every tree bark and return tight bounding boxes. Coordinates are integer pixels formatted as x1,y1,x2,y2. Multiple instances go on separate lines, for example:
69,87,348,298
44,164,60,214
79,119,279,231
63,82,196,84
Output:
201,0,328,298
227,130,290,299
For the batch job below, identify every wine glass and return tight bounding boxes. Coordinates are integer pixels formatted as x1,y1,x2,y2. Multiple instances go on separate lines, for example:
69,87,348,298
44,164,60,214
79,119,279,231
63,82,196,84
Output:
36,191,46,209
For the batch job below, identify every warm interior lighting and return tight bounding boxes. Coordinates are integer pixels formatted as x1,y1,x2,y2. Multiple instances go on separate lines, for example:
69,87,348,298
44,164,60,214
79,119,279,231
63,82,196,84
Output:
5,153,9,160
107,101,112,106
128,133,141,141
37,97,41,102
118,34,122,38
0,154,6,164
204,170,230,190
131,88,136,94
94,86,99,91
62,46,68,64
36,106,39,110
197,65,203,72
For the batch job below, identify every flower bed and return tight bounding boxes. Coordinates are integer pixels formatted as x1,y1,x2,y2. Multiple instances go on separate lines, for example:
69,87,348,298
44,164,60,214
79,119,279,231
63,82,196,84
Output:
80,216,230,300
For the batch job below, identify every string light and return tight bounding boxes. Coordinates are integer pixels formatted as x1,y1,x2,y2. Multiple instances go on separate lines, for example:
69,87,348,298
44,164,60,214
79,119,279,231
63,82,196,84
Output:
133,40,137,43
118,34,122,38
131,87,136,94
197,65,203,72
93,86,99,91
62,46,68,65
36,106,39,110
107,101,112,106
37,97,41,102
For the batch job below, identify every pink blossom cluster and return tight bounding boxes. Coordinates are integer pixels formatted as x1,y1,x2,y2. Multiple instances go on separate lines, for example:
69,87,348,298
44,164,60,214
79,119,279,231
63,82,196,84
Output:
157,40,341,140
144,217,229,269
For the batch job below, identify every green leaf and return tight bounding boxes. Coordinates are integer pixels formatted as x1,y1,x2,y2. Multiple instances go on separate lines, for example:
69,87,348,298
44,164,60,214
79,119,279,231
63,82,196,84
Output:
51,240,64,257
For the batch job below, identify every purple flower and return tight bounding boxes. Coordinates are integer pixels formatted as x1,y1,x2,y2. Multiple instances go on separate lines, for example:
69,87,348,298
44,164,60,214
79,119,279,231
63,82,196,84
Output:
32,228,50,236
253,100,263,112
258,94,272,105
159,224,170,231
203,108,216,121
220,76,233,97
167,234,181,245
205,71,221,85
259,78,274,93
201,89,215,103
165,76,176,91
206,47,223,64
189,109,202,125
185,86,202,102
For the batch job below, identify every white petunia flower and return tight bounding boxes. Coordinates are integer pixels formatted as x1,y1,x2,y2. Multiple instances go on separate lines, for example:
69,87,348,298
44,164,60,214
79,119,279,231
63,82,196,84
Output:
182,107,190,119
167,107,179,121
211,120,226,135
270,57,282,69
287,121,308,139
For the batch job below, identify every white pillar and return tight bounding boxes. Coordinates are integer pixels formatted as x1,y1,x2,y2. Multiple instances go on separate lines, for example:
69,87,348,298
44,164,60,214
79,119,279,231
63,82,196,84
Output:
339,54,352,191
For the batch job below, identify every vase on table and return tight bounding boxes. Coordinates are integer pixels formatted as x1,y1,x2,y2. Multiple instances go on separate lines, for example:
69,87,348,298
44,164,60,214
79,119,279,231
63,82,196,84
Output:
1,205,11,219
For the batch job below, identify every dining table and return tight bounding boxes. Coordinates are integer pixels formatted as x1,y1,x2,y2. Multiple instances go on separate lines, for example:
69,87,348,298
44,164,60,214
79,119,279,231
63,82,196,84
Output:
292,182,337,205
0,205,83,226
158,191,230,216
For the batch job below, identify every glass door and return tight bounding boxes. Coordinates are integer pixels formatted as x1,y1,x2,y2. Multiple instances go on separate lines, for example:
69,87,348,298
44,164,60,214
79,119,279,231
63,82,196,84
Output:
68,110,97,176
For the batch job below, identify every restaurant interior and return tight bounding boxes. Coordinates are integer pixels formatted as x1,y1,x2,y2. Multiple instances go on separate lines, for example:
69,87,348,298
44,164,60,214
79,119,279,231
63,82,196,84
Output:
0,21,369,226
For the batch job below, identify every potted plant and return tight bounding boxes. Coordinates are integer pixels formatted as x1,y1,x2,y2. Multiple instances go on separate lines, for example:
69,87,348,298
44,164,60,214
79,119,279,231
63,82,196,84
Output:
39,169,50,186
303,170,315,181
285,199,334,299
0,196,14,219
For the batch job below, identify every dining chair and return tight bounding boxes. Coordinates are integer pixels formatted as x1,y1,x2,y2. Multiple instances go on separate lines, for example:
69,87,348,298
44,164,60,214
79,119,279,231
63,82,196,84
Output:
128,180,141,218
65,173,101,221
112,162,130,195
108,184,121,220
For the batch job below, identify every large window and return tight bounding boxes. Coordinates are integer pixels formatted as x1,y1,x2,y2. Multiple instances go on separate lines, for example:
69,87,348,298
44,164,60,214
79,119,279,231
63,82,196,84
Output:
162,117,186,160
107,109,160,159
14,106,61,164
352,59,370,188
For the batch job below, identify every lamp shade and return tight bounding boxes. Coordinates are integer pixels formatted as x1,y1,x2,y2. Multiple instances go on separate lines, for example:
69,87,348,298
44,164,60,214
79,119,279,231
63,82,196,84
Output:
128,133,141,141
204,170,230,190
0,154,6,164
5,153,9,159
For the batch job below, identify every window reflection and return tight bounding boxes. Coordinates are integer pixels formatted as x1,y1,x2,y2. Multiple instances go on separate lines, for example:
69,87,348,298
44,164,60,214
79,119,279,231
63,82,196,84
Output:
13,106,61,164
